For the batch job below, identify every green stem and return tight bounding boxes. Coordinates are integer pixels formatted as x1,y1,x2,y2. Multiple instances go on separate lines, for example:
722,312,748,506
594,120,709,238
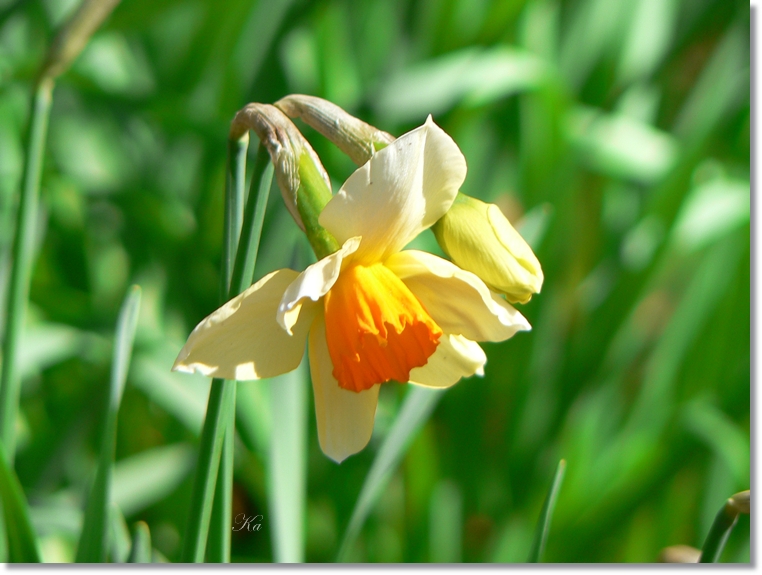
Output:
699,498,741,563
0,77,54,460
180,378,235,562
221,135,249,300
182,138,273,563
207,396,235,563
230,144,272,295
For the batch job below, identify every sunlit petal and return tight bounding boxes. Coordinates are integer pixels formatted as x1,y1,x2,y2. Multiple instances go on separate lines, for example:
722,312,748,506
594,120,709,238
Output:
319,116,467,263
309,311,380,463
408,334,486,388
173,269,313,380
385,250,531,342
277,236,361,334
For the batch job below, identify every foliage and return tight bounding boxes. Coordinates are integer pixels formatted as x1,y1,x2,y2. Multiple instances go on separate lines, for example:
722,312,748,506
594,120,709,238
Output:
0,0,750,563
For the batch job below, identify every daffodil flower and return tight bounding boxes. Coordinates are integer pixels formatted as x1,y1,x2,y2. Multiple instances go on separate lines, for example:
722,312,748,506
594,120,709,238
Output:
173,117,530,462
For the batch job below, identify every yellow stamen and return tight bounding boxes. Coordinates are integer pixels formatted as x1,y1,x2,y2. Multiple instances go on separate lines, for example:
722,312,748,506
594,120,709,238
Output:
324,262,442,392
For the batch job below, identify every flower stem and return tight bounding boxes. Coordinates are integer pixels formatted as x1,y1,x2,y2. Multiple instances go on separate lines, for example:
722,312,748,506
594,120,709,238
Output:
180,378,235,562
182,137,273,563
0,77,54,460
699,491,749,563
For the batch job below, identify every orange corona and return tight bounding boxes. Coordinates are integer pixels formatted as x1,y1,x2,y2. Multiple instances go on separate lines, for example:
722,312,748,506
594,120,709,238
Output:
324,262,442,392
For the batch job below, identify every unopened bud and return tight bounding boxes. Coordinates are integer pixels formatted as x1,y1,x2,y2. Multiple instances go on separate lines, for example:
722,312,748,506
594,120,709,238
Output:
276,94,394,165
658,545,700,563
432,194,543,304
231,103,339,258
728,490,750,515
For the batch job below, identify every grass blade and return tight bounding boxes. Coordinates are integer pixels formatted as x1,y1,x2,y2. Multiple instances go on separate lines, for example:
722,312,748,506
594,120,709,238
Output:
75,285,141,562
267,361,308,563
699,490,749,563
528,458,566,562
127,521,152,563
0,441,40,562
0,79,53,460
337,386,443,562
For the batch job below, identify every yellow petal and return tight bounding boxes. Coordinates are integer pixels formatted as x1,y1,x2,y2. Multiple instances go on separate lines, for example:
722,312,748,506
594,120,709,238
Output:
385,250,531,342
319,116,466,263
432,195,543,303
408,334,486,388
309,311,379,463
277,236,361,334
173,269,314,380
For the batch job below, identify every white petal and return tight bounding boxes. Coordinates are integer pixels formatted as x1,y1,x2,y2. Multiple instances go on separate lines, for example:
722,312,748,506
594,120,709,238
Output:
408,334,486,388
173,269,313,380
385,250,531,342
319,116,467,263
309,311,379,463
277,236,361,334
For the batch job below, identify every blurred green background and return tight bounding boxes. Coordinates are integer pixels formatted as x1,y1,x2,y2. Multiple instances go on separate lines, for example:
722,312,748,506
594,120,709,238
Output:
0,0,750,563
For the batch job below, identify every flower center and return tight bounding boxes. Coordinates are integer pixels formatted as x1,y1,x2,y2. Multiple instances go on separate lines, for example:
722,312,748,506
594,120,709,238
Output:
323,262,442,392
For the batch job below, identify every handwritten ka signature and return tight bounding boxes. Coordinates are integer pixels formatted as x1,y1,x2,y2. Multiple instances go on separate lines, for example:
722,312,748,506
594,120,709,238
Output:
232,513,264,532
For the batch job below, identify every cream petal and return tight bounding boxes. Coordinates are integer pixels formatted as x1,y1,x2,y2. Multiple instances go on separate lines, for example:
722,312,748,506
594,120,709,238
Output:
319,116,467,263
309,311,379,463
408,334,486,388
385,250,531,342
277,236,361,334
173,269,313,381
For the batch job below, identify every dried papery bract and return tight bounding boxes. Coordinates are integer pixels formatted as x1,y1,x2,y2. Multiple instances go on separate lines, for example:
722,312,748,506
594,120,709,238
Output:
231,103,338,258
276,94,394,166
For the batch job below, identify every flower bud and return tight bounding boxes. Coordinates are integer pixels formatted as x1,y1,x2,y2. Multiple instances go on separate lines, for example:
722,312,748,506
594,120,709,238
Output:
231,103,339,258
275,94,394,165
432,193,543,304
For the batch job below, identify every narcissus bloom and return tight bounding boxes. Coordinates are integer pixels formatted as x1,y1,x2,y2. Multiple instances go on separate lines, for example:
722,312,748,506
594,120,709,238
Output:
173,117,530,462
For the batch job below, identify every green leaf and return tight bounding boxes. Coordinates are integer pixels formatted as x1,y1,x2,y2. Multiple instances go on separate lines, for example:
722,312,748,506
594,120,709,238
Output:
267,361,308,563
113,444,195,517
528,459,566,562
75,285,141,563
127,521,152,563
375,47,545,123
337,386,443,562
0,442,40,562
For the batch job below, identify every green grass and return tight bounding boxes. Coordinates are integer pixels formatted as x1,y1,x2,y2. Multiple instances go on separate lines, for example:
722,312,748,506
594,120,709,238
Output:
0,0,749,563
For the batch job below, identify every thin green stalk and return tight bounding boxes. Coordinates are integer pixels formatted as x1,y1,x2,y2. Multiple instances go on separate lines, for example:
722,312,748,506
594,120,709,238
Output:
205,134,250,564
76,286,141,563
182,138,273,563
208,145,272,563
528,459,566,563
206,409,234,563
180,379,234,562
699,491,749,563
230,145,273,295
0,441,40,562
221,135,249,301
0,78,53,460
